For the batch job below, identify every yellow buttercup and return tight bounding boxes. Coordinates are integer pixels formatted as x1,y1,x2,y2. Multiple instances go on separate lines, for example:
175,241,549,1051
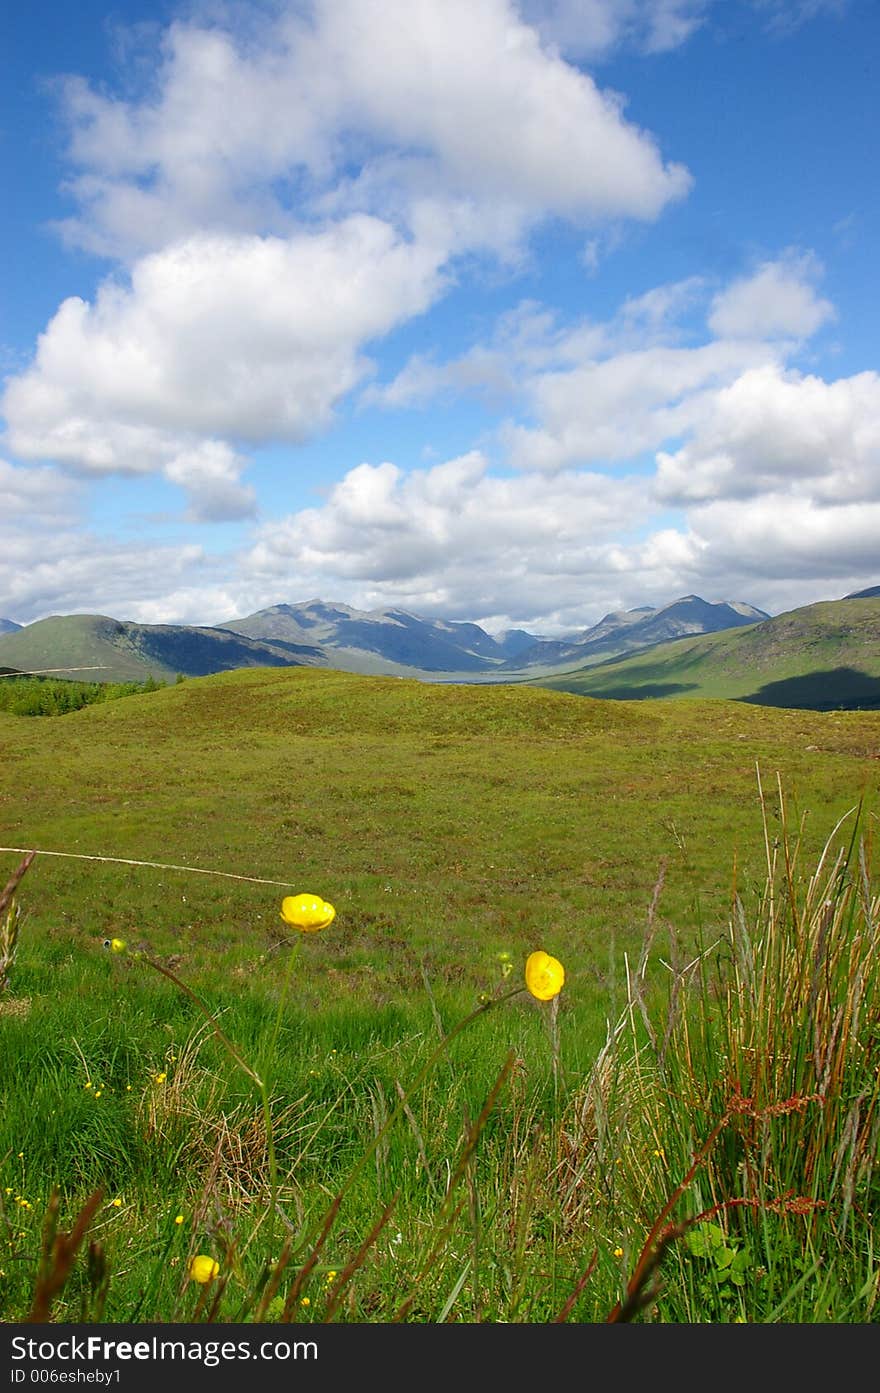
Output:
189,1255,220,1283
524,950,565,1001
280,893,336,932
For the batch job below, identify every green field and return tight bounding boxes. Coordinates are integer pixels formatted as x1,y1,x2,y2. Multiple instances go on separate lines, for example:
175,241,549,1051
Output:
1,668,878,1322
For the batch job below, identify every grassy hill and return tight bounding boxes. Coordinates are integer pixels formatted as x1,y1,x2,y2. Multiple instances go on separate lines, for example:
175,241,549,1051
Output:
532,596,880,709
3,664,878,993
1,668,879,1322
0,613,322,683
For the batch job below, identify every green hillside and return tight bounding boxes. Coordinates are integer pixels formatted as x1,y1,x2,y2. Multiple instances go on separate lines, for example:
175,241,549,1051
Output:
532,597,880,709
0,613,317,683
3,664,878,995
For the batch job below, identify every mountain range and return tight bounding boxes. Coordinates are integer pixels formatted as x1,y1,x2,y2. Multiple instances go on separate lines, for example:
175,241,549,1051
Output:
2,586,879,709
0,594,769,685
537,590,880,711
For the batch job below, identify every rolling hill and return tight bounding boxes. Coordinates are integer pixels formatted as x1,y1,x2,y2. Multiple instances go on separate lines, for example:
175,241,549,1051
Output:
0,614,324,683
532,595,880,710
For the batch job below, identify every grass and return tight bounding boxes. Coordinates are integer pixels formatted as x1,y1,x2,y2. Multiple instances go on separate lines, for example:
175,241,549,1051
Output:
0,667,879,1322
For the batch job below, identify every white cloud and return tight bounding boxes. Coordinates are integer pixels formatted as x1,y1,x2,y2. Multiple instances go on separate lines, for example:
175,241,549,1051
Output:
688,494,880,579
406,255,834,474
3,218,444,485
246,449,658,627
0,458,79,524
164,441,256,522
54,0,691,261
240,443,879,633
521,0,710,57
366,280,707,414
521,0,849,56
505,339,780,471
655,364,880,504
0,524,213,629
750,0,850,36
708,253,835,340
5,0,696,525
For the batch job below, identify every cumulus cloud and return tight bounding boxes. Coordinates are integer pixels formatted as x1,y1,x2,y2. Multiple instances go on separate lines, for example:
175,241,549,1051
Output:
708,253,835,340
164,442,256,522
5,1,871,633
685,494,880,579
504,339,782,471
55,0,691,261
240,442,878,633
0,458,79,524
3,0,695,527
3,218,443,466
521,0,710,57
655,364,880,504
245,449,660,627
389,255,834,474
238,246,880,630
0,458,215,627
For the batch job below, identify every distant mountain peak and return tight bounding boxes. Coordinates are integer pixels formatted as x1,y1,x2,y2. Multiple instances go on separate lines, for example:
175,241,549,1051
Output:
0,590,776,686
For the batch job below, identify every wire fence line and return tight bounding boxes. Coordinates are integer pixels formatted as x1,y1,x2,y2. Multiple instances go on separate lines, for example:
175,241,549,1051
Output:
0,846,298,889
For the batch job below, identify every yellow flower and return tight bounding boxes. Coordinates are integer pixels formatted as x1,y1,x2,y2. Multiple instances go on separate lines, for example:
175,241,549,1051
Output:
94,1090,102,1099
174,1215,185,1225
154,1072,167,1084
110,1198,122,1208
613,1246,624,1258
189,1255,220,1284
300,1297,310,1307
524,950,565,1001
325,1270,337,1284
280,893,336,933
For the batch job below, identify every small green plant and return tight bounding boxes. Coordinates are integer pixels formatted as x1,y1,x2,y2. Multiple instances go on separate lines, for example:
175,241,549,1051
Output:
0,674,163,718
684,1221,751,1315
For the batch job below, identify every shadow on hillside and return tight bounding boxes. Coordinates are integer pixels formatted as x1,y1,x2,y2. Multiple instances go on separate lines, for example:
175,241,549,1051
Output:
737,667,880,711
582,681,699,700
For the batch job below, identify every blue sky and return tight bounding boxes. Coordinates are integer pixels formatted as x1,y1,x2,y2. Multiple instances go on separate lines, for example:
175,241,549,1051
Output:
2,0,878,636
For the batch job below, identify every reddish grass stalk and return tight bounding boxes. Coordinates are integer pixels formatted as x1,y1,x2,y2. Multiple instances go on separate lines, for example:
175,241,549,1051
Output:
605,1085,824,1323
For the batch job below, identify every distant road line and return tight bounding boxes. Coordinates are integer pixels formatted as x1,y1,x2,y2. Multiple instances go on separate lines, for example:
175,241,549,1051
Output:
0,847,299,888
